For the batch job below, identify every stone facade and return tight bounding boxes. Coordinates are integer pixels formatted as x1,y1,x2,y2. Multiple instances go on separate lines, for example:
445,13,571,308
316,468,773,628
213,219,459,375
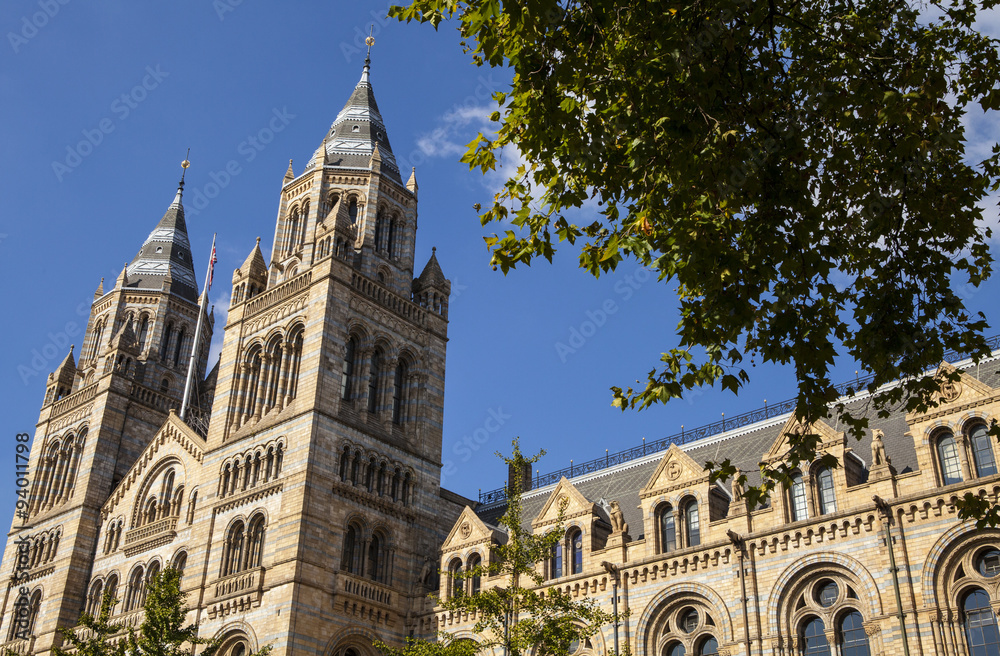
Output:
4,54,1000,656
437,358,1000,656
0,59,466,656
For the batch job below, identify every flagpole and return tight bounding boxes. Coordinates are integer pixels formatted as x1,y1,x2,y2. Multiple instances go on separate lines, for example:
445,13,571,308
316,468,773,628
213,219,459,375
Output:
181,233,217,422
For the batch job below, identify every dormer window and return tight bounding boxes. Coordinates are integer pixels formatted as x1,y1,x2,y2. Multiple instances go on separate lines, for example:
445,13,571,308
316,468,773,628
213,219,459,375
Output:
352,125,360,132
155,246,163,253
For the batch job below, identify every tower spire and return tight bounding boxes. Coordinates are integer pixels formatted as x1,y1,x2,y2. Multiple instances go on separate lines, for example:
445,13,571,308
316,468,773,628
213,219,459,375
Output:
360,26,375,86
171,150,191,208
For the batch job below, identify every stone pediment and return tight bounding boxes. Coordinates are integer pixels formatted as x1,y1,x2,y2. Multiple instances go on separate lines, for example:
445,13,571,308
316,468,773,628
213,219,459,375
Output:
763,416,844,463
906,361,996,422
531,477,596,528
102,410,204,520
442,506,499,551
640,444,706,498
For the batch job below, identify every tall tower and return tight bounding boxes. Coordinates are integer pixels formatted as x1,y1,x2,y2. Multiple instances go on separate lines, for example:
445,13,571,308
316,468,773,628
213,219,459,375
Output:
187,53,463,656
0,177,214,653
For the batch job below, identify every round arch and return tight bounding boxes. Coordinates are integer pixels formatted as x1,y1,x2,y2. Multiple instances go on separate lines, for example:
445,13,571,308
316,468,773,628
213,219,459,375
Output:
635,581,735,656
765,551,883,636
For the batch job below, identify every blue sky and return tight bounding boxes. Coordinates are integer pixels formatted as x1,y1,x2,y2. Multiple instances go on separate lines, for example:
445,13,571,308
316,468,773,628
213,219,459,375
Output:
1,1,999,534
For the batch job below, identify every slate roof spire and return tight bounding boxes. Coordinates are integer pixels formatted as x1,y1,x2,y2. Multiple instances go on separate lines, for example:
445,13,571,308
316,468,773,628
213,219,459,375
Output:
125,161,199,303
320,38,402,183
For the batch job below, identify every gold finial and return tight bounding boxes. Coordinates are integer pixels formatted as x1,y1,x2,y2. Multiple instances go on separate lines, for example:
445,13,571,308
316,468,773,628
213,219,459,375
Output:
366,25,375,52
180,148,191,185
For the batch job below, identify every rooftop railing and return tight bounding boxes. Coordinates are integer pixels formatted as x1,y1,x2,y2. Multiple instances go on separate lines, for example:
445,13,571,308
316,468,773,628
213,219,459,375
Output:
478,333,1000,505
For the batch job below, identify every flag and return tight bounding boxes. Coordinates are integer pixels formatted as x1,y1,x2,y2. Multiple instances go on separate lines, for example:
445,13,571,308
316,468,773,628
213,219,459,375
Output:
207,236,218,291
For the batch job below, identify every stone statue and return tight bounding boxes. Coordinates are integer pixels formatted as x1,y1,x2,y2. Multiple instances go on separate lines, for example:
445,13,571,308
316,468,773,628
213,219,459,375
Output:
732,478,744,502
609,500,628,535
871,429,889,466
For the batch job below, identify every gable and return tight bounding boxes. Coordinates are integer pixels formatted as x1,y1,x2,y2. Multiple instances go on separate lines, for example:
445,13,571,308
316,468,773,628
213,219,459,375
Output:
442,506,500,551
640,444,707,499
906,361,998,423
531,477,597,528
102,410,204,520
762,416,844,463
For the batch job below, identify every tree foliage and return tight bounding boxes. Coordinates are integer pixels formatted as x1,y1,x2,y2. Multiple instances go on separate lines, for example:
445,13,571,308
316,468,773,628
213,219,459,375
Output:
390,0,1000,519
377,440,617,656
52,589,126,656
50,569,270,656
126,568,223,656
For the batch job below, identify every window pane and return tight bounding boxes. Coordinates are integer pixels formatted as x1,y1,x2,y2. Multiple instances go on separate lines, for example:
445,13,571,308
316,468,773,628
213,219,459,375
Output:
679,607,699,633
571,531,583,574
665,642,686,656
965,588,1000,656
817,468,837,515
979,549,1000,578
698,637,718,656
938,434,963,485
816,580,838,608
790,473,809,521
685,500,700,547
803,617,831,656
972,425,998,477
840,611,871,656
661,507,676,552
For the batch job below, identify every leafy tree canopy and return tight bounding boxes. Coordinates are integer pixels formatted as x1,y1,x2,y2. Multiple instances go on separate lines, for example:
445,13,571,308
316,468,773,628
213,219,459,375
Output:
51,569,270,656
390,0,1000,519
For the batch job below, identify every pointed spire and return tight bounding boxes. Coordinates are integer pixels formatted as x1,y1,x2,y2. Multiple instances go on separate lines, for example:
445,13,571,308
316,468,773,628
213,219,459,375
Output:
416,247,448,288
284,159,295,182
407,167,418,196
110,318,139,353
239,237,267,275
115,264,128,288
126,167,199,302
322,35,401,183
55,345,76,374
94,277,105,300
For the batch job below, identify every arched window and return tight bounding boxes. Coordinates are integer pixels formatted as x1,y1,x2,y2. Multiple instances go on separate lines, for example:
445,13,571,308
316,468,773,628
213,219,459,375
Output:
938,432,963,485
375,210,385,252
368,533,383,582
816,467,836,515
367,349,382,413
172,326,186,366
697,637,718,656
160,322,175,361
964,588,1000,656
840,610,871,656
802,617,831,656
569,529,583,574
287,207,300,254
223,521,245,577
173,552,187,579
342,524,359,574
392,361,407,425
126,566,145,611
105,574,119,614
468,553,482,595
971,424,998,478
137,315,149,352
664,642,685,656
550,541,563,579
86,579,104,617
90,318,107,362
790,472,809,521
449,558,463,599
348,198,359,224
342,337,357,401
145,561,161,606
386,217,397,258
659,504,677,553
684,498,700,547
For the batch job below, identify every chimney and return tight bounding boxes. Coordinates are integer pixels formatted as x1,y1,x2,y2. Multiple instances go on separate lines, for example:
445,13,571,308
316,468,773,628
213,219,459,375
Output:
508,460,533,494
